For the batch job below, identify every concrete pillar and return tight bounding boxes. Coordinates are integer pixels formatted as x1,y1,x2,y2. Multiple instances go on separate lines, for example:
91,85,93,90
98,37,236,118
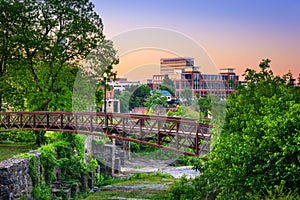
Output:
114,158,121,174
112,138,116,175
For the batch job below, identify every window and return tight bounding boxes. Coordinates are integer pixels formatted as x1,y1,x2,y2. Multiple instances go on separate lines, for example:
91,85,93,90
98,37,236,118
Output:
185,74,192,79
230,75,235,81
175,81,180,89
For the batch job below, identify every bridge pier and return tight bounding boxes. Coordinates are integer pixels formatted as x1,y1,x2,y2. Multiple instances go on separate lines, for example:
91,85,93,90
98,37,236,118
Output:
112,139,115,175
91,139,128,176
115,139,131,161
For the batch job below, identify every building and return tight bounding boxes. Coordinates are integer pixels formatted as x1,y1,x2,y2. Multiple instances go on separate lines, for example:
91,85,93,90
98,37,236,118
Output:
153,57,239,99
160,57,194,75
109,78,140,91
150,89,172,102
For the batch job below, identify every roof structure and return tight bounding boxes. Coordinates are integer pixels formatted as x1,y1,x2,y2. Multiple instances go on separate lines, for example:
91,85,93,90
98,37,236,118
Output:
150,90,172,96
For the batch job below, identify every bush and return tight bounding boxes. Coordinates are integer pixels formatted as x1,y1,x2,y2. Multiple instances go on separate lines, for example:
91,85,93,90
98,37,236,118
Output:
39,145,57,184
248,186,300,200
1,131,36,143
168,176,200,200
195,60,300,199
32,182,52,200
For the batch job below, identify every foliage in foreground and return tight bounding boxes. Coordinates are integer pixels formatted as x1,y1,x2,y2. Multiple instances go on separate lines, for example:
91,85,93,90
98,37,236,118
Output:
0,0,118,145
168,176,200,200
81,172,175,200
169,59,300,199
16,132,99,199
169,176,300,200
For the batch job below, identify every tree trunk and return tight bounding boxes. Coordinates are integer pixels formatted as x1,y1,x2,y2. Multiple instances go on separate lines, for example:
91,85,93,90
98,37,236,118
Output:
0,94,2,144
35,130,46,146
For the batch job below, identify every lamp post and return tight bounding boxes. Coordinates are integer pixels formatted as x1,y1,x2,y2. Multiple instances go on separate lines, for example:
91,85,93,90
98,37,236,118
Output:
103,73,108,131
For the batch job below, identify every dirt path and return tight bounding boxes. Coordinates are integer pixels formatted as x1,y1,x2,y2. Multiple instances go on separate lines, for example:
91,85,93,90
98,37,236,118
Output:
82,158,199,199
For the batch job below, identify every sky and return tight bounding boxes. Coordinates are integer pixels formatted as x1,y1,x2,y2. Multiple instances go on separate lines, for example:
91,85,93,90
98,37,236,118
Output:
91,0,300,82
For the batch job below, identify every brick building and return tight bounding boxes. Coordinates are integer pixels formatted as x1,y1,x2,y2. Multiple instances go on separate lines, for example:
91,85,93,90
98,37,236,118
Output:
152,57,239,99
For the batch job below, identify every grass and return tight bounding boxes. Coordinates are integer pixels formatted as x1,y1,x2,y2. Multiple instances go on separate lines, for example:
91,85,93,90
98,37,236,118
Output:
80,172,177,200
133,165,146,169
0,143,35,162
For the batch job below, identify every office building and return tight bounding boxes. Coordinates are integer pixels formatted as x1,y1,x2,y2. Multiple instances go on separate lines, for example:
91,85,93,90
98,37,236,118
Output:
153,57,239,99
160,57,194,75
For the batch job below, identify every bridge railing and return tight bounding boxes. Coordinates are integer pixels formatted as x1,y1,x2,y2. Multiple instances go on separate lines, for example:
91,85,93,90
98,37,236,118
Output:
0,111,211,156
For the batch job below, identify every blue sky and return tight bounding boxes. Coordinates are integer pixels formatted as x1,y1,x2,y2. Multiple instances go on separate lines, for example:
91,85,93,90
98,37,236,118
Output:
92,0,300,80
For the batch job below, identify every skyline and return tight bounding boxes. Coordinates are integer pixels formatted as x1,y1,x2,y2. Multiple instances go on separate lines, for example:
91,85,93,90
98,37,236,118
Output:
92,0,300,81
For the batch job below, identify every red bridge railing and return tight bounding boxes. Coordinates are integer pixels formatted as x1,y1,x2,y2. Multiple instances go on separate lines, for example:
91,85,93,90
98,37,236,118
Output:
0,111,211,156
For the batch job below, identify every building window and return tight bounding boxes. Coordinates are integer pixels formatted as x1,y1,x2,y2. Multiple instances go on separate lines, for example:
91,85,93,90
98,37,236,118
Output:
175,81,180,89
185,74,192,79
230,75,235,81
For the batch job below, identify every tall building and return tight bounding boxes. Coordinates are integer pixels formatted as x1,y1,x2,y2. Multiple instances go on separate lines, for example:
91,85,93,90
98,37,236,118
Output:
153,57,239,99
160,57,194,75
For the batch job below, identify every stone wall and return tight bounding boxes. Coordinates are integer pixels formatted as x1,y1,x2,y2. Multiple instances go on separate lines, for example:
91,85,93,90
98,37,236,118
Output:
0,152,41,200
0,147,100,200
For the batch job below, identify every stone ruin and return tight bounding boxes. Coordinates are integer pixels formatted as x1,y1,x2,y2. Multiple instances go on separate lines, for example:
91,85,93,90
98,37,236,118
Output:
0,152,96,200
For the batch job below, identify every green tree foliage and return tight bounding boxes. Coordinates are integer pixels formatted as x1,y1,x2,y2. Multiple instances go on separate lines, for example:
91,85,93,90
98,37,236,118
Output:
160,75,175,96
85,40,118,112
113,85,151,112
0,0,118,144
129,85,151,110
119,90,131,113
169,176,199,200
144,90,168,115
0,0,106,111
190,94,214,118
193,59,300,199
0,0,118,110
181,89,192,105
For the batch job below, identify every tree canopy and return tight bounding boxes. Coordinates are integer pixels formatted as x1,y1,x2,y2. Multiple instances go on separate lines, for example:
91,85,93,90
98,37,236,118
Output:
144,90,168,115
160,75,175,96
194,59,300,199
0,0,118,144
0,0,117,112
129,85,151,110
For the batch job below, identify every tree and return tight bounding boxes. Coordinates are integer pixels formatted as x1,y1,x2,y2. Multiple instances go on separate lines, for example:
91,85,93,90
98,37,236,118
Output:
0,0,28,111
181,89,192,105
119,91,131,113
160,75,175,96
129,85,151,110
112,84,151,112
0,0,118,144
144,91,168,115
194,59,300,199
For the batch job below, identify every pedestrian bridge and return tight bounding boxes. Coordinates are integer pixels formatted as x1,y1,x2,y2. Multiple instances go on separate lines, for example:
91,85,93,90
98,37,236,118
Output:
0,111,211,156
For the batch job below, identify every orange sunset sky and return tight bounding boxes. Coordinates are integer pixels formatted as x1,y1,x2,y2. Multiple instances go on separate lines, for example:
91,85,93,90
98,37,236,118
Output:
92,0,300,82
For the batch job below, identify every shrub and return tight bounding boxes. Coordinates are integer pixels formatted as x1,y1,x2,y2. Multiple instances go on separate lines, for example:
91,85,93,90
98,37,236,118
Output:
32,182,52,200
195,60,300,199
168,176,199,200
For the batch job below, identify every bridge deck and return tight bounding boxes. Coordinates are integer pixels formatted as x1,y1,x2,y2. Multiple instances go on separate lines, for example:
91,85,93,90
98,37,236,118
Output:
0,112,211,156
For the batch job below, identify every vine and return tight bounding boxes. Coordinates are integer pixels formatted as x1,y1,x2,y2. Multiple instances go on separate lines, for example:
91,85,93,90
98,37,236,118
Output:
39,145,57,184
17,153,38,186
16,132,99,199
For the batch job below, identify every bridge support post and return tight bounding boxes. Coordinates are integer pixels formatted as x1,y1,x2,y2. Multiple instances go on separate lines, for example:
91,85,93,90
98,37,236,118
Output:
195,128,199,156
128,141,131,160
123,140,131,161
111,138,116,175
